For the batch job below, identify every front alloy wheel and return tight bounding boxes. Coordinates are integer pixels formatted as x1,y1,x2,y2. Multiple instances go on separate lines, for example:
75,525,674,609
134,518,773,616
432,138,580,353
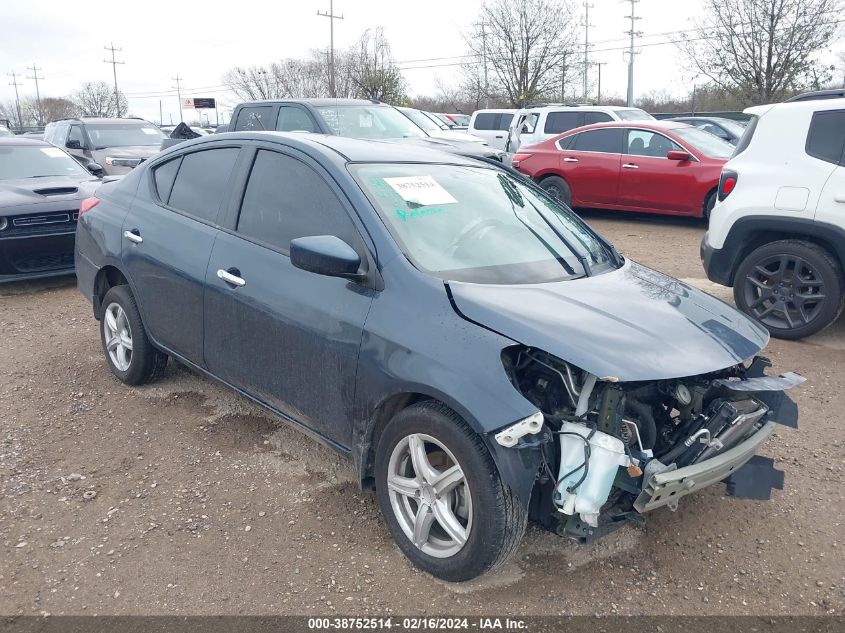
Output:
375,402,527,582
386,433,472,558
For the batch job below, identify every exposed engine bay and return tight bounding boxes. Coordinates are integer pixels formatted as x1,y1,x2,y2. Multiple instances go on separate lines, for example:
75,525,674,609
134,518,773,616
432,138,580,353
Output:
499,345,803,541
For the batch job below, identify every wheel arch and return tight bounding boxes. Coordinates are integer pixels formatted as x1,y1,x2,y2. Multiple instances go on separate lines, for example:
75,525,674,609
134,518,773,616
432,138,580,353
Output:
92,264,131,320
702,186,718,218
721,216,845,286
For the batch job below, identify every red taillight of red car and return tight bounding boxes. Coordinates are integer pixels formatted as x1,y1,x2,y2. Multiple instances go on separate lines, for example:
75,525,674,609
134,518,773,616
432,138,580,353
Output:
511,153,533,169
79,197,101,216
718,170,738,201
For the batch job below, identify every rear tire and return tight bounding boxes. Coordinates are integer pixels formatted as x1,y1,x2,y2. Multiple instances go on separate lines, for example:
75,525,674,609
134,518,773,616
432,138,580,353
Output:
374,401,527,582
538,175,572,207
703,190,717,219
733,240,844,340
99,285,168,385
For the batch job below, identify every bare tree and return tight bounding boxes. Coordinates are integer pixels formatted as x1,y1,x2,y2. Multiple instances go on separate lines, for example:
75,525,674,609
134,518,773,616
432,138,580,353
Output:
37,97,79,122
72,81,127,117
679,0,842,104
465,0,578,107
348,28,406,104
222,66,284,101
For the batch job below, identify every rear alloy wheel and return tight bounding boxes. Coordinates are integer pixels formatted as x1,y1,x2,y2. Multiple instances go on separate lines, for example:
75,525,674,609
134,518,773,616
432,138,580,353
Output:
375,402,527,581
99,285,168,385
734,240,844,340
539,175,572,207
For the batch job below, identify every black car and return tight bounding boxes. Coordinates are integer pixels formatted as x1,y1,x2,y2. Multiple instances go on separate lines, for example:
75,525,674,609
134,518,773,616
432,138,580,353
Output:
75,131,801,581
228,98,506,162
667,116,747,145
0,137,101,282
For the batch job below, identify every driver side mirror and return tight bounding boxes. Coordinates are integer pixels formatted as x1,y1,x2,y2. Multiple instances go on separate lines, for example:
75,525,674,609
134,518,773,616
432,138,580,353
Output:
86,162,105,177
666,150,691,161
66,139,83,150
290,235,363,280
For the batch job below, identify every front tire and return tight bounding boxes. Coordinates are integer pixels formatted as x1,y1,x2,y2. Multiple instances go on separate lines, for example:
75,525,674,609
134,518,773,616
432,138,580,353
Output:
100,285,168,385
375,402,527,582
733,240,844,340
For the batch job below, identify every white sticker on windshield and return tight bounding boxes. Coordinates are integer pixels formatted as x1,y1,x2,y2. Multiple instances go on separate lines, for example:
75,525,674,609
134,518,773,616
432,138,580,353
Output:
359,114,373,128
141,128,159,135
384,176,457,207
40,147,65,158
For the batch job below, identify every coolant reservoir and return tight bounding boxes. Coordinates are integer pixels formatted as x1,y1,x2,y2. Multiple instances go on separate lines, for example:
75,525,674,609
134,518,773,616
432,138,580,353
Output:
555,422,629,527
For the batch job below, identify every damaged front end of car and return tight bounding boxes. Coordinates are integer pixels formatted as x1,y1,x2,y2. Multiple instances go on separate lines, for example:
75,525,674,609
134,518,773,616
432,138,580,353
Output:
493,346,802,543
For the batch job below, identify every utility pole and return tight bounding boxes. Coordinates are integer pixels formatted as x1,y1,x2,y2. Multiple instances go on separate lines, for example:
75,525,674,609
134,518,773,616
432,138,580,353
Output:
481,21,490,109
595,61,607,104
103,43,125,117
317,0,344,98
26,64,44,125
583,2,594,101
624,0,642,107
159,100,164,126
7,71,23,129
172,75,184,123
560,51,568,103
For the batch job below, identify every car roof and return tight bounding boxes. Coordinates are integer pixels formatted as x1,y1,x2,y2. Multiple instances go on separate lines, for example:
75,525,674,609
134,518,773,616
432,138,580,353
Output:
47,117,153,125
237,98,384,108
0,136,51,147
519,104,646,113
563,120,691,132
166,131,484,166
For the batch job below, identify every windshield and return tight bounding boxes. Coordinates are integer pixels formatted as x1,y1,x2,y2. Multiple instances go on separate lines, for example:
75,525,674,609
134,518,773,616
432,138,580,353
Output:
351,163,616,284
0,145,90,180
712,118,747,137
400,108,441,132
0,126,13,137
85,123,167,149
450,114,470,126
615,109,654,121
315,105,426,140
674,127,735,159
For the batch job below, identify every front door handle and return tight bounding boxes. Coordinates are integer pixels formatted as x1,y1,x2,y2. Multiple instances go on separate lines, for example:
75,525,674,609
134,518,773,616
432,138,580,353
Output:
563,157,579,163
123,229,143,244
217,268,246,288
622,163,639,169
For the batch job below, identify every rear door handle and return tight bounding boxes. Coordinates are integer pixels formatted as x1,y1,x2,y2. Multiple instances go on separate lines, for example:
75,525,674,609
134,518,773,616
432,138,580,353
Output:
217,268,246,288
622,163,639,169
495,135,504,139
123,229,143,244
563,157,579,163
834,193,845,203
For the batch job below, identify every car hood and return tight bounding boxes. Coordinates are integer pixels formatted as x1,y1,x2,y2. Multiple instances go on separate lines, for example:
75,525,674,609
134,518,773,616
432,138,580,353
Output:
428,130,488,144
0,176,99,214
92,146,161,160
386,136,501,158
447,260,769,382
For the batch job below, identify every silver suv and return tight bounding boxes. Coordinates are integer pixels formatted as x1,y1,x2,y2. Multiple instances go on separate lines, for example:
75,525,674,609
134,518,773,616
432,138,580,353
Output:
44,118,168,175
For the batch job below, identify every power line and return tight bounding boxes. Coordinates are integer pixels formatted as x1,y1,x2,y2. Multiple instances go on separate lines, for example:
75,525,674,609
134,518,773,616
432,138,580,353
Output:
6,71,23,128
26,64,44,126
103,43,125,117
317,0,344,98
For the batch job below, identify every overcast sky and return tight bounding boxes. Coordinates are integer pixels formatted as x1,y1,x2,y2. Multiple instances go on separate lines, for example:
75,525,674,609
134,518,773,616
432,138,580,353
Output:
1,0,841,125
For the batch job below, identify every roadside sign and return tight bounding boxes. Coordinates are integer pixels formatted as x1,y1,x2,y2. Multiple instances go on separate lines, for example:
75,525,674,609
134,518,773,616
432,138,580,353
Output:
182,98,216,109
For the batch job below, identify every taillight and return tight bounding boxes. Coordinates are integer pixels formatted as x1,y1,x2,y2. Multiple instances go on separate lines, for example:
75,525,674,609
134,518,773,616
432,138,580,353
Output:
511,153,533,169
79,197,101,216
718,170,738,201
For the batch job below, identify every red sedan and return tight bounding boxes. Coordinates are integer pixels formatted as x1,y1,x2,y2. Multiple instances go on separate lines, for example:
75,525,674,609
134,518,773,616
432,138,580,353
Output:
511,120,735,218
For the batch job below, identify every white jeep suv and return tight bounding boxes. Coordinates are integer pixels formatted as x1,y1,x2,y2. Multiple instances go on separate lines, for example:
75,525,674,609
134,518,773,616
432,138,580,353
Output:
701,90,845,339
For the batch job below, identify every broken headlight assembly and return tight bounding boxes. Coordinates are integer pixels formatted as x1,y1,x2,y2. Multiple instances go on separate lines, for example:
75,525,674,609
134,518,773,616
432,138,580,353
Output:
498,346,803,541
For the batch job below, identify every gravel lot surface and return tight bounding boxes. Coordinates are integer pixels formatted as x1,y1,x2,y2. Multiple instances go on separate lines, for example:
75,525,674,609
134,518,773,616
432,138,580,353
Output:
1,210,843,616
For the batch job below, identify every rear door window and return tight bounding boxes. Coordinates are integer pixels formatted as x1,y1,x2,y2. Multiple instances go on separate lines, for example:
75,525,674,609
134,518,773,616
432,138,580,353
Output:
473,112,513,131
584,112,613,125
276,106,318,132
236,150,357,254
234,106,273,131
167,148,240,223
544,112,584,134
806,110,845,165
571,129,623,153
152,157,182,203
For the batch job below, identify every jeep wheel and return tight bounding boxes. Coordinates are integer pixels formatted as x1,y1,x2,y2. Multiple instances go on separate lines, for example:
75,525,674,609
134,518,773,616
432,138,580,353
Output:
734,240,844,340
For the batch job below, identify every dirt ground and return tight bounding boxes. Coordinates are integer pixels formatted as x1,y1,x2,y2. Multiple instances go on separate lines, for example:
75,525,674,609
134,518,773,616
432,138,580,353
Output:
1,210,843,617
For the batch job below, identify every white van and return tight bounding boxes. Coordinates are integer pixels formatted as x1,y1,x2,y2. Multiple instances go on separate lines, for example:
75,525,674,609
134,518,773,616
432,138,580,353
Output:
467,109,518,150
506,104,654,152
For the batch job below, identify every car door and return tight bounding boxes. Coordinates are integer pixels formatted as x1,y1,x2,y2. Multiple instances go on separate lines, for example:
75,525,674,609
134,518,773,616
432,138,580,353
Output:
557,128,623,206
809,109,845,226
617,129,699,214
122,145,243,365
203,145,374,447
